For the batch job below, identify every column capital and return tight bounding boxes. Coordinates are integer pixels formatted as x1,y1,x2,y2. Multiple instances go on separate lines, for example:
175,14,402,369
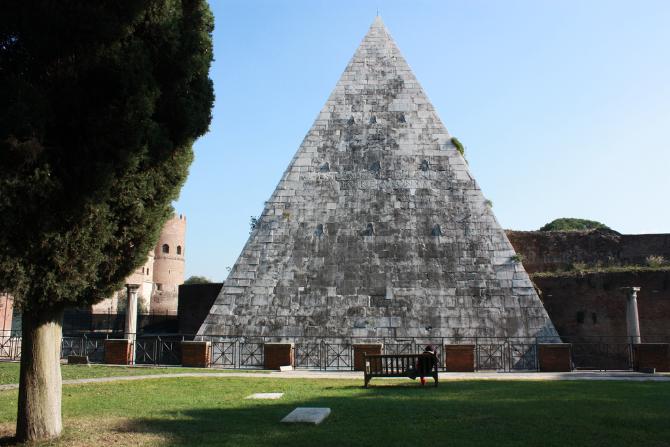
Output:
620,286,641,294
125,283,140,291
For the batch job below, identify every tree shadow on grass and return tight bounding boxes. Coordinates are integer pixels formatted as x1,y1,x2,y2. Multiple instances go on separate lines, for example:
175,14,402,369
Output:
120,381,670,447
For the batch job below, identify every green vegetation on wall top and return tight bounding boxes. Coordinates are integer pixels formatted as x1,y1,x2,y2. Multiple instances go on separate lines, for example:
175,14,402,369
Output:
539,218,610,232
184,276,212,285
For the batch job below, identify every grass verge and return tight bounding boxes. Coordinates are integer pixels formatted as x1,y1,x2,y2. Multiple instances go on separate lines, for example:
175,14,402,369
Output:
0,377,669,446
0,362,267,385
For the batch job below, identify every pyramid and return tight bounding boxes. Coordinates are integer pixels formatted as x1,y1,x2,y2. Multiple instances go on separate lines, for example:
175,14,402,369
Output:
199,17,559,340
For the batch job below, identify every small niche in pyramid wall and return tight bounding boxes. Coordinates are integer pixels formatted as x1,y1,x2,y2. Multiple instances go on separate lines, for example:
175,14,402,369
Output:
362,223,374,236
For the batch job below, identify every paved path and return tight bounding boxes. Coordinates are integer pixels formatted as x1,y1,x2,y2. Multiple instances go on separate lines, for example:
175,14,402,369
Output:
1,369,668,391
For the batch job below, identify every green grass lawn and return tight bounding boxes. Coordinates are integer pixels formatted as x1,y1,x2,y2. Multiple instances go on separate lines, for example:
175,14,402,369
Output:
0,362,267,385
0,376,669,446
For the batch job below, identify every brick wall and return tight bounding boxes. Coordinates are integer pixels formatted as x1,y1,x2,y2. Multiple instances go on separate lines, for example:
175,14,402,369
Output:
534,271,670,340
506,230,670,274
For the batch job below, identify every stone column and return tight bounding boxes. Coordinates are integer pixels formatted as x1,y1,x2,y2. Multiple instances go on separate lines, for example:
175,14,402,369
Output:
621,287,641,344
124,284,140,363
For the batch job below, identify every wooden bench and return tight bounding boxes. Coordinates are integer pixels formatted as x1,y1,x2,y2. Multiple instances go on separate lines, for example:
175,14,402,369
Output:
363,353,438,387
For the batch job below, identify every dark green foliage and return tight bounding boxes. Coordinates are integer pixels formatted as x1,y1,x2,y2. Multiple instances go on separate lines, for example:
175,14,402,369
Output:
0,1,214,312
451,137,465,157
539,218,610,232
249,216,260,233
184,276,212,285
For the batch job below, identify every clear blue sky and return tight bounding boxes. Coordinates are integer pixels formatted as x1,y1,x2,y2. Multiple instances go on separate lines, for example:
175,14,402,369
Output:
175,0,670,281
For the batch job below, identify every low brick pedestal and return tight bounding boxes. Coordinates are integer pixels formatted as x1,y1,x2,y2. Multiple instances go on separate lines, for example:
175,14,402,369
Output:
67,355,89,365
633,343,670,372
538,344,572,372
104,339,132,365
353,344,383,371
444,345,475,372
181,341,211,368
264,343,294,370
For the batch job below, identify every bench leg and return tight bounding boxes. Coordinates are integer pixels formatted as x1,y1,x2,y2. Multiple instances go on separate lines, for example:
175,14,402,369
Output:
434,374,439,387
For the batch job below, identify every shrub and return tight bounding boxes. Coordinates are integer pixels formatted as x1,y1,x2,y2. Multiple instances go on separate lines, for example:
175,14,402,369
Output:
451,137,465,157
539,218,610,232
646,255,667,268
572,262,588,272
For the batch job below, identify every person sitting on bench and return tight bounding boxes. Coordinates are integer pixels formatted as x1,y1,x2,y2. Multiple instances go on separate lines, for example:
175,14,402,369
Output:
416,345,437,386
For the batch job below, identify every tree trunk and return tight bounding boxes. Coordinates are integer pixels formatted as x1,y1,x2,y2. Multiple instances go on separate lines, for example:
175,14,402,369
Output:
16,308,64,442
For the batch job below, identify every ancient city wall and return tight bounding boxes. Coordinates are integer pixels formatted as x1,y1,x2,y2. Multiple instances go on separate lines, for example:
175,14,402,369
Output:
535,270,670,339
506,230,670,273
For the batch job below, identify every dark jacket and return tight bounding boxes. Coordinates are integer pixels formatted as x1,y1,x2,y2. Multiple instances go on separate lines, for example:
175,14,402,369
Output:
416,352,437,376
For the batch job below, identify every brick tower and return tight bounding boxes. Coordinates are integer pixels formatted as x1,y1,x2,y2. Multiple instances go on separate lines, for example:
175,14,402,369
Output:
199,18,558,340
151,214,186,313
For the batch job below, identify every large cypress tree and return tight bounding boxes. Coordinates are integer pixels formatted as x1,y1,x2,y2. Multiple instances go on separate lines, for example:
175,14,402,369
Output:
0,1,214,441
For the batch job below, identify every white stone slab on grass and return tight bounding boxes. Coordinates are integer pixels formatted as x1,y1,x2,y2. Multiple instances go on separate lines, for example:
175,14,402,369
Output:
281,407,331,425
246,393,284,400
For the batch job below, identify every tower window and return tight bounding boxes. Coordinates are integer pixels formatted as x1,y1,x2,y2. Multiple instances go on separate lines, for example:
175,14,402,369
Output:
162,244,169,254
177,245,182,255
147,268,150,276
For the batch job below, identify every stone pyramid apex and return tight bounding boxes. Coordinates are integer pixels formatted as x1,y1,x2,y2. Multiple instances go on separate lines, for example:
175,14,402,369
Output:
371,15,385,28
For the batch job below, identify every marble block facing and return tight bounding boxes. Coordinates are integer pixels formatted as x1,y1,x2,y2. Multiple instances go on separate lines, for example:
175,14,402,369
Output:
246,393,284,400
281,407,331,425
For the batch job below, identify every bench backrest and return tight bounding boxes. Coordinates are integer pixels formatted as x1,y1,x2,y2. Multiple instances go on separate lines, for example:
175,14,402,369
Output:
364,353,438,376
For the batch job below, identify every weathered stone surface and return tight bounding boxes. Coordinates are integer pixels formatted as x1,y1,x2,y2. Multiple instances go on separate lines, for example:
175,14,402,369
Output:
281,407,331,425
246,393,284,400
198,17,558,340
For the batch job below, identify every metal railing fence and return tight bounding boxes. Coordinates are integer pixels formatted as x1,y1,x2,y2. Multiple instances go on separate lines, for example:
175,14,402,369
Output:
1,331,668,372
